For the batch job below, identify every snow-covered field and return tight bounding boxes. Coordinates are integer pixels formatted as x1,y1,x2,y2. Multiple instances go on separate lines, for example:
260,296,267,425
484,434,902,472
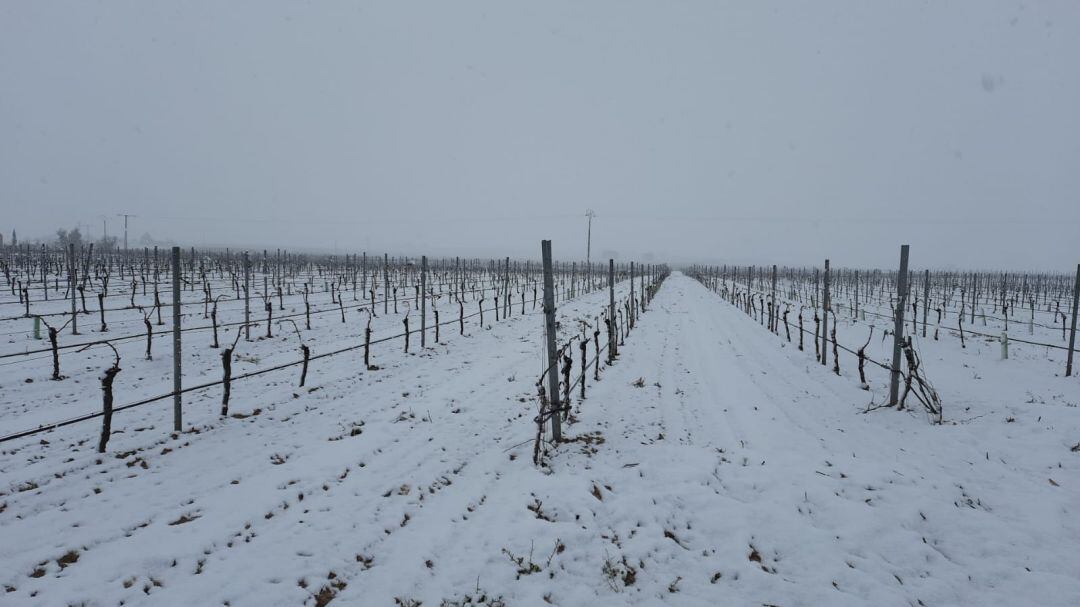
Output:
2,272,1078,606
0,266,590,435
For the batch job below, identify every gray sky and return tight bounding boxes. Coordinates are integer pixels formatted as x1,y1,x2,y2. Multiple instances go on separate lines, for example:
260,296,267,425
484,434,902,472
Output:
2,1,1078,270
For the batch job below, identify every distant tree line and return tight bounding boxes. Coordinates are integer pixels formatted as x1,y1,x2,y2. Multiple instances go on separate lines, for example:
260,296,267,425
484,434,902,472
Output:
0,226,176,251
53,227,119,251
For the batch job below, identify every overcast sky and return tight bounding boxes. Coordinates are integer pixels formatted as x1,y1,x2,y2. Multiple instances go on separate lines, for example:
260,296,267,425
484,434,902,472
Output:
2,1,1077,270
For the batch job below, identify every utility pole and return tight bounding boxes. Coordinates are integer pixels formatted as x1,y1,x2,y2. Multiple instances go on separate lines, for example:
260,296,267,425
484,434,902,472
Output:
117,213,136,252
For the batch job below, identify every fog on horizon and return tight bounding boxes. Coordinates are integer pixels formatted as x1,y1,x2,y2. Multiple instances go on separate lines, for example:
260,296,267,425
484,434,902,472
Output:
2,1,1077,271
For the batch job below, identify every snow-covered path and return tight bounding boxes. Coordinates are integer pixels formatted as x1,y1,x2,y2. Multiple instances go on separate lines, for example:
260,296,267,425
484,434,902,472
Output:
507,272,1079,606
2,272,1077,606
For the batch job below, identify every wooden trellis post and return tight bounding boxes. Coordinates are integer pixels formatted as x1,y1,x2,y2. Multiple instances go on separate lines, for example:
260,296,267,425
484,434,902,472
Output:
1067,264,1079,377
420,255,427,348
640,264,646,312
889,245,910,406
608,259,617,361
822,259,830,368
503,256,510,318
243,252,251,341
541,240,562,442
69,243,78,335
172,246,182,431
923,269,930,338
771,264,777,333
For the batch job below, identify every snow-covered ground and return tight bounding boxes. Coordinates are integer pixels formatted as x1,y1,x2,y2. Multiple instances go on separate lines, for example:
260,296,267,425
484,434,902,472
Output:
2,272,1078,606
0,270,588,435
